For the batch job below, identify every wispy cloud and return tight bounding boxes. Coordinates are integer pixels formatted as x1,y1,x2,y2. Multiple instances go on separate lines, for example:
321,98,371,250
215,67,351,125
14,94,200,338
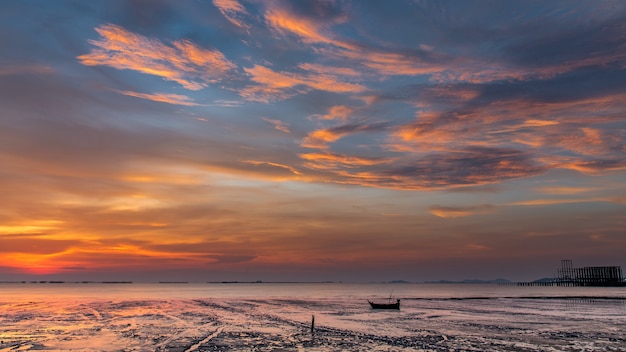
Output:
240,64,365,102
263,2,449,78
213,0,250,29
264,6,351,49
301,120,389,149
261,117,290,133
78,24,236,90
0,220,64,235
311,105,354,121
534,187,599,195
299,152,391,170
338,48,448,77
559,159,626,174
391,147,545,189
297,146,546,190
507,197,625,207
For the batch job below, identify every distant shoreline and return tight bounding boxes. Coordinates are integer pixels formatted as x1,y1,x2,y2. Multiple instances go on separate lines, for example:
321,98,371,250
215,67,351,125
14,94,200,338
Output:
0,279,511,285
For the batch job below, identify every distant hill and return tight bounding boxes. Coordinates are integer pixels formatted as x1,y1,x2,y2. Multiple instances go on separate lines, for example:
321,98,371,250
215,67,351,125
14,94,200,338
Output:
425,278,511,284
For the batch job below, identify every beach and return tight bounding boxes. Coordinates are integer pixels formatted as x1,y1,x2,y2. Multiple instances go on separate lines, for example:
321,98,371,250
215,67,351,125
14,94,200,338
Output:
1,283,625,351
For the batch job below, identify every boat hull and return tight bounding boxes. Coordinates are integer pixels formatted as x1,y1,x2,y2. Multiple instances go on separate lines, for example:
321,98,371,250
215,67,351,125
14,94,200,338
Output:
368,300,400,310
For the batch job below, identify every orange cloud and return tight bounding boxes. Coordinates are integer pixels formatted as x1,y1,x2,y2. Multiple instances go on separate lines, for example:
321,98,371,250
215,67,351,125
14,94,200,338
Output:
351,50,446,76
554,127,612,156
506,197,625,206
0,64,55,76
299,152,390,170
78,24,236,90
429,205,495,218
0,220,64,235
302,120,389,149
213,0,250,29
431,49,626,84
387,86,626,175
241,160,302,175
391,120,460,153
241,64,365,102
522,119,560,127
559,161,626,174
261,117,290,133
534,187,598,195
262,4,450,79
312,105,353,121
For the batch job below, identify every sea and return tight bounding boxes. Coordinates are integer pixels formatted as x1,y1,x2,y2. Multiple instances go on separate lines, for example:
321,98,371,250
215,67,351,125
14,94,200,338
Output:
1,282,625,351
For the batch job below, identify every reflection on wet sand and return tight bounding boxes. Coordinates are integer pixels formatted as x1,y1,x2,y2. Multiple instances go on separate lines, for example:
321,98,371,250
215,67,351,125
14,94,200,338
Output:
1,296,625,351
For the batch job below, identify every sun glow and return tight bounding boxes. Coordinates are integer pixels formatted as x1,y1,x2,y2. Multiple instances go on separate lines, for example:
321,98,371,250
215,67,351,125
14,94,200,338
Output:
0,220,64,234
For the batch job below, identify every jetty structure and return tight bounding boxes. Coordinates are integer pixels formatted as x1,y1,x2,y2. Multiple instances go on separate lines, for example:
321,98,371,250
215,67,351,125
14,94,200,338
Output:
518,259,625,287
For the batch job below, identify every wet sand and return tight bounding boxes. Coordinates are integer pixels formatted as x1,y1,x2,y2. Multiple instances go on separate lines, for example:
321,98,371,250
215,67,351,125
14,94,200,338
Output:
1,296,625,351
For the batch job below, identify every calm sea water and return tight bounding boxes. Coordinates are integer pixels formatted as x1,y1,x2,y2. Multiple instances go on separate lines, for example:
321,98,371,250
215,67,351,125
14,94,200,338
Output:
1,282,625,301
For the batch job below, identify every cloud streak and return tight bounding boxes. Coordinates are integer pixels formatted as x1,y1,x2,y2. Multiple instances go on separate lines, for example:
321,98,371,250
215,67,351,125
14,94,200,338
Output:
429,204,495,218
213,0,250,29
117,90,202,106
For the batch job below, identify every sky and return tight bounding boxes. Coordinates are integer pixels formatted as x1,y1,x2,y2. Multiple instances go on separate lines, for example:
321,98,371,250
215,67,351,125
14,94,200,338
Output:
0,0,625,283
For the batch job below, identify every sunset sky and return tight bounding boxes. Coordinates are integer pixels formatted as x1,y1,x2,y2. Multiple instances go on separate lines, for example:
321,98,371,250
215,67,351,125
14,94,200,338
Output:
1,0,625,282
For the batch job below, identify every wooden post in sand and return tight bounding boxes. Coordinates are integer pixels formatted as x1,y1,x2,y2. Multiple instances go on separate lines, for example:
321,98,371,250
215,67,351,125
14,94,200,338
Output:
311,315,315,336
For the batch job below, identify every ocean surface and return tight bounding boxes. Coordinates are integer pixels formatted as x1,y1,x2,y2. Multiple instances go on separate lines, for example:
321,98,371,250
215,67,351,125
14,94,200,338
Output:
1,282,625,351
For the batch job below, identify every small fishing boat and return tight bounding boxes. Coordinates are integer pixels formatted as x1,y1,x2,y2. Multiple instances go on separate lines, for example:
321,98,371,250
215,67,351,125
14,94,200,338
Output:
368,299,400,310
